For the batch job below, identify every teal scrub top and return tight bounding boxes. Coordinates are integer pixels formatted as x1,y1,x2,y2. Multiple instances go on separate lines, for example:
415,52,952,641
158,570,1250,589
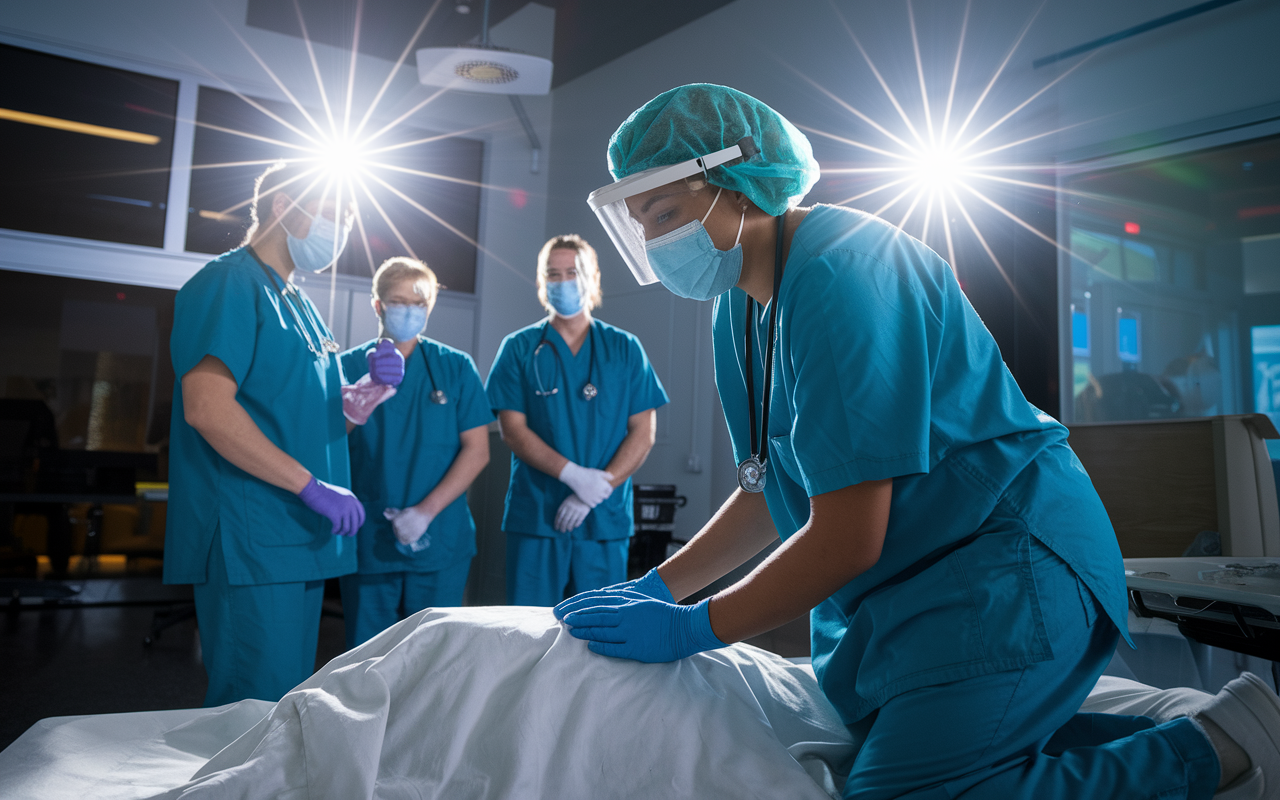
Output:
164,247,356,586
485,319,669,540
712,205,1130,723
340,336,494,574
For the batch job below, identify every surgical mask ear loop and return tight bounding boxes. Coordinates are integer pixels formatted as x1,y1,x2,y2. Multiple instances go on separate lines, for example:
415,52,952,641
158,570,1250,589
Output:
700,187,723,225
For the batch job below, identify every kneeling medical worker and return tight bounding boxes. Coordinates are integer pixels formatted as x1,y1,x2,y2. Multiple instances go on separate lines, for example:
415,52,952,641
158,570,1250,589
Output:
556,84,1280,800
166,160,404,706
340,258,492,648
486,235,669,605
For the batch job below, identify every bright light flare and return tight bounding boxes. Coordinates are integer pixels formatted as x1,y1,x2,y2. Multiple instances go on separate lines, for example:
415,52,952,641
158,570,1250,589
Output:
312,136,368,180
909,146,967,190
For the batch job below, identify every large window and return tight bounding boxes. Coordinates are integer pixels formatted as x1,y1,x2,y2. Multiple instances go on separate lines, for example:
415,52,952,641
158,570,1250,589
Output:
0,43,178,247
0,269,174,477
185,86,483,291
1062,132,1280,436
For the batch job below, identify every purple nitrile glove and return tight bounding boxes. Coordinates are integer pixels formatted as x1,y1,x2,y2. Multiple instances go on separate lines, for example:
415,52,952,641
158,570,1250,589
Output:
367,339,405,387
297,476,365,537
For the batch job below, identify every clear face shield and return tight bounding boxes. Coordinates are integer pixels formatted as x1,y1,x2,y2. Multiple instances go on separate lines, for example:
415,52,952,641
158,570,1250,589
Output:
587,137,758,285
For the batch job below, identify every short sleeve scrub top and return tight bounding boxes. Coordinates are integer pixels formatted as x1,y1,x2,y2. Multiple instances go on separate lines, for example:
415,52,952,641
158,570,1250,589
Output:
711,205,1131,725
485,319,669,541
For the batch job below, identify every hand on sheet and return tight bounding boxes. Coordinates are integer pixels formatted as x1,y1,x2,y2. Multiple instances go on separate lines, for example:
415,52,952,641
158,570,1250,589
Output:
554,495,591,532
557,591,725,663
367,339,405,387
385,506,433,554
557,462,614,508
552,568,673,617
342,374,397,425
298,477,365,537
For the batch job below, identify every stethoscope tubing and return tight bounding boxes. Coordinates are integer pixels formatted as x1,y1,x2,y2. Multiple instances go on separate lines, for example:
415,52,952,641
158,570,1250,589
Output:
532,321,598,401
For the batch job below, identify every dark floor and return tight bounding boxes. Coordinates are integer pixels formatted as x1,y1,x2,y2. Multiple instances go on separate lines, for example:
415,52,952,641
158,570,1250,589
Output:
0,577,348,751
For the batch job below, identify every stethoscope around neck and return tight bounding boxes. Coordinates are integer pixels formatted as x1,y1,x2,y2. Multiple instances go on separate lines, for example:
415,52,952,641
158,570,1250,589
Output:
253,248,340,359
532,320,599,401
416,343,448,405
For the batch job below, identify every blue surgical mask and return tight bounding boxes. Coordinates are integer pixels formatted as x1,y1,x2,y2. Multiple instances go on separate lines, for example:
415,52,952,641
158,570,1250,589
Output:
644,187,745,301
546,279,584,317
382,303,428,342
283,207,351,273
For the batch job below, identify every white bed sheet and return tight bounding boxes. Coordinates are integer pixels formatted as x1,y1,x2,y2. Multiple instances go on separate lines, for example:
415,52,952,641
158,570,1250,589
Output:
0,607,1221,800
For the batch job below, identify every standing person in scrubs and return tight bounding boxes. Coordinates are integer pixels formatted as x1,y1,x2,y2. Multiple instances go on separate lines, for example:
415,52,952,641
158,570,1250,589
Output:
556,85,1280,800
166,160,404,706
486,235,669,606
339,257,493,648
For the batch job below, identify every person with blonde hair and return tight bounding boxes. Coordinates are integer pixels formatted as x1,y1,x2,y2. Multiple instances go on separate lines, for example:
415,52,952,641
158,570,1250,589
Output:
485,234,668,605
338,256,493,647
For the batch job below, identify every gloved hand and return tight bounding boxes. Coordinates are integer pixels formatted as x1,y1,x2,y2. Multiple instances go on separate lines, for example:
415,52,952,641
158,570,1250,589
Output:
554,495,591,532
342,373,397,425
298,476,365,537
552,568,673,618
367,339,405,387
558,461,614,508
383,506,433,555
557,592,725,663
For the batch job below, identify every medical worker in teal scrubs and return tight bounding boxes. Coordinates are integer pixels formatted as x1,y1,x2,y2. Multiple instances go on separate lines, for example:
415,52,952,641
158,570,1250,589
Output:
486,234,669,606
339,257,493,648
556,85,1280,799
166,160,403,706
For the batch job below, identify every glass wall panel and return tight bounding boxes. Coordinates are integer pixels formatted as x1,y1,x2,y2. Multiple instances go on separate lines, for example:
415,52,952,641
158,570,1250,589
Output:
1062,132,1280,443
0,268,174,479
0,43,178,247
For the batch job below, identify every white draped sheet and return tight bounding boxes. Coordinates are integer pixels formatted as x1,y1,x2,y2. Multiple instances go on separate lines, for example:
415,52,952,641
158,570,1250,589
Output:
0,607,1217,800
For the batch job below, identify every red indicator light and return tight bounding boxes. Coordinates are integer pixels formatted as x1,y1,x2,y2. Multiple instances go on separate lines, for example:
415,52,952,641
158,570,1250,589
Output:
1124,221,1140,234
116,292,126,300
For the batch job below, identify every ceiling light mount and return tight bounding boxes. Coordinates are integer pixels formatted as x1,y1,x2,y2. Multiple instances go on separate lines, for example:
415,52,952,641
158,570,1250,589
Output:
416,0,552,95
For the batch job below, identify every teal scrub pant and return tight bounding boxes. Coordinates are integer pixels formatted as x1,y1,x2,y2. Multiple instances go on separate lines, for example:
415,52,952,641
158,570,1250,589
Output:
505,532,629,606
192,531,324,708
339,556,472,650
840,541,1219,800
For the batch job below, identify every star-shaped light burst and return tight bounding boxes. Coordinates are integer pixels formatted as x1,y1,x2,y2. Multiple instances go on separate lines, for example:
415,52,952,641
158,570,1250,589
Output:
794,0,1100,308
170,0,530,323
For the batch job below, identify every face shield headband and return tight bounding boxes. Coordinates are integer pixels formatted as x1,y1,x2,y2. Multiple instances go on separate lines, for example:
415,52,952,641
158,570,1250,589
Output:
586,137,758,285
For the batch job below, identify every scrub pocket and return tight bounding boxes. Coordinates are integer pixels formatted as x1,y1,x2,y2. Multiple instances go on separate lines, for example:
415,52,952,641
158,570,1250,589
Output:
243,478,323,547
842,528,1054,710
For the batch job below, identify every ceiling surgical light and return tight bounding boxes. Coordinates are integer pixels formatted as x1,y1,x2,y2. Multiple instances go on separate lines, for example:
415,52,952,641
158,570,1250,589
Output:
416,0,552,95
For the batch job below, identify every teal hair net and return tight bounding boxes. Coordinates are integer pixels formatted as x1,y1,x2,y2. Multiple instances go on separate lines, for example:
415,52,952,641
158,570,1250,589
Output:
607,84,820,217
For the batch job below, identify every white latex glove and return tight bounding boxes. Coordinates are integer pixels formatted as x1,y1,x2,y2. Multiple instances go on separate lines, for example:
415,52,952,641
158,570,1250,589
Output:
554,495,592,533
558,462,614,508
383,506,434,551
342,373,397,425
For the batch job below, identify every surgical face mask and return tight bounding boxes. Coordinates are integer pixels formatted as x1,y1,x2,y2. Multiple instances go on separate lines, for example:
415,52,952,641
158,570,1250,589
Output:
382,303,428,342
283,207,351,273
545,278,584,317
644,187,745,301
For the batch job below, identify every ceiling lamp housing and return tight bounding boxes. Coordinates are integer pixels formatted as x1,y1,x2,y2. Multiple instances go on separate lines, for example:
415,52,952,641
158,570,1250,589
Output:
416,46,552,95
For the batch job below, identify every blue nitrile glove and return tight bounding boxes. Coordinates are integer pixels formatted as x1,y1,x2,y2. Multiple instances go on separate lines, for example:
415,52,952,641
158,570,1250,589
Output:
558,592,725,663
366,339,405,387
552,568,673,619
297,476,365,537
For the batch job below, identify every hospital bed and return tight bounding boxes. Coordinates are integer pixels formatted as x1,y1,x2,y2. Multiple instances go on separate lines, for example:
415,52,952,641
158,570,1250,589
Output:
0,604,1262,800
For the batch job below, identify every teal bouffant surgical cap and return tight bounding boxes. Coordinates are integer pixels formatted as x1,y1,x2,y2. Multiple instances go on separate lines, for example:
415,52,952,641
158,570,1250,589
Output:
606,84,820,217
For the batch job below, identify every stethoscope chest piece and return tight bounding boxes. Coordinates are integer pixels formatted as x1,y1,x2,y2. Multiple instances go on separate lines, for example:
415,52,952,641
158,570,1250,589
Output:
581,382,598,401
737,456,767,493
430,389,448,405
